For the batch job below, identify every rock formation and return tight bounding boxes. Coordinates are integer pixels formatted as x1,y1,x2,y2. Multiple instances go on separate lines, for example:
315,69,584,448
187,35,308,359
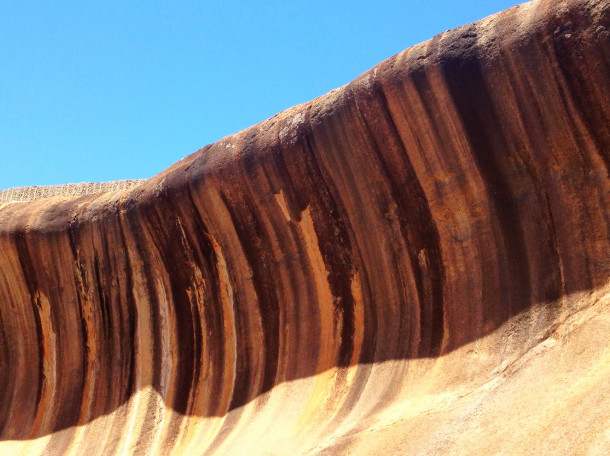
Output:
0,0,609,454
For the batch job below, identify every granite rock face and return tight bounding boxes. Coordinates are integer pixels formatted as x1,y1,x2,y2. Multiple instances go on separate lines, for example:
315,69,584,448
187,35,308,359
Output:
0,0,609,454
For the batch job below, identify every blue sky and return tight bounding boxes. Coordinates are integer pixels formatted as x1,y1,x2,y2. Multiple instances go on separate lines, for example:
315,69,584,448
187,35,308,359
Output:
1,1,519,189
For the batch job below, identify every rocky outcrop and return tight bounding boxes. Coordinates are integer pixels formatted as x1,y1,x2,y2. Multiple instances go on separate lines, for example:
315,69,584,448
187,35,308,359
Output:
0,0,609,454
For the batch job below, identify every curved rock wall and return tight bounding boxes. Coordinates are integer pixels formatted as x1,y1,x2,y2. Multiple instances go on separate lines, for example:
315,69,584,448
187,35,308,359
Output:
0,0,609,454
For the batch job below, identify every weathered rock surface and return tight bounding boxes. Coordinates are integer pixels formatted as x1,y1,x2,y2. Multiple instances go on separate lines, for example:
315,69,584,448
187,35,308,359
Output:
0,0,609,454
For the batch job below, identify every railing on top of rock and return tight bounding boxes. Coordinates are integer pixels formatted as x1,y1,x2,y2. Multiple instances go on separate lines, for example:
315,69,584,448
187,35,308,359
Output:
0,179,146,203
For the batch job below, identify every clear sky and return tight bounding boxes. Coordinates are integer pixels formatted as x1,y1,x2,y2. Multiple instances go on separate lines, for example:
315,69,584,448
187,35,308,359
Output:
1,1,519,189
